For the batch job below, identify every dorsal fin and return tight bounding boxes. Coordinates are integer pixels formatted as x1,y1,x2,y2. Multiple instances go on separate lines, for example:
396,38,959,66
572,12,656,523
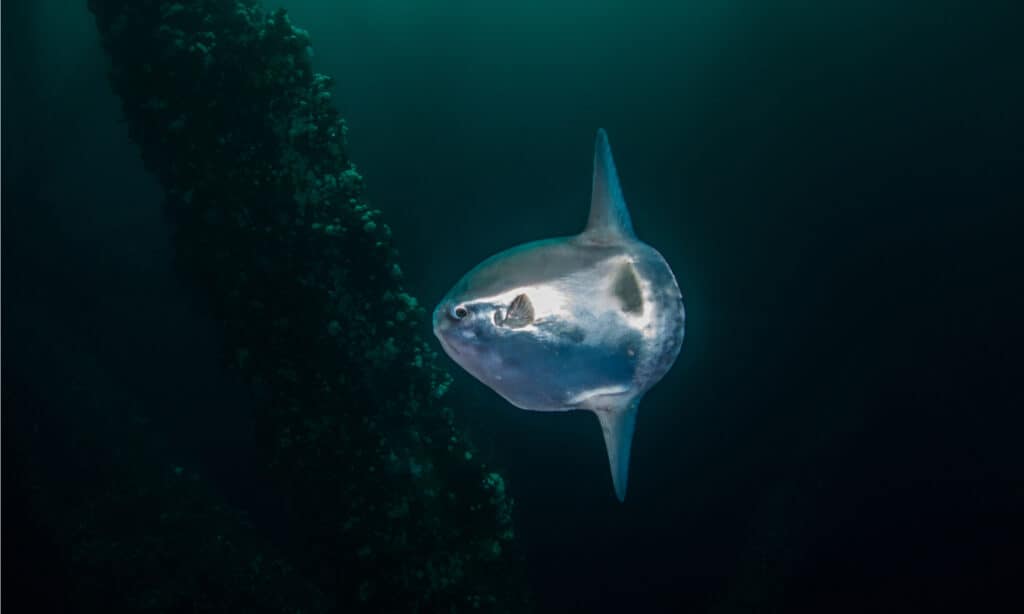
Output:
583,128,636,242
588,395,642,502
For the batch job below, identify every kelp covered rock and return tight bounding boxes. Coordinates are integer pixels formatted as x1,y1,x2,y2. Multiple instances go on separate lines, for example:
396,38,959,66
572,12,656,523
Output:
87,0,529,610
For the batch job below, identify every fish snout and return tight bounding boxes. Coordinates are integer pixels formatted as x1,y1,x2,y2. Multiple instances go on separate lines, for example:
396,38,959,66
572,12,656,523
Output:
434,300,474,359
433,300,478,356
432,302,448,334
433,301,471,331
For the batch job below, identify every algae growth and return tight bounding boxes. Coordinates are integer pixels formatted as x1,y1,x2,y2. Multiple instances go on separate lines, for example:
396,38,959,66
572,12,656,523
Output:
75,0,531,610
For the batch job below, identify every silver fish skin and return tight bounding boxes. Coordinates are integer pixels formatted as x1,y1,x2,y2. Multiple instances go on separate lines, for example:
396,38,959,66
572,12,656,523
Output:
433,129,685,501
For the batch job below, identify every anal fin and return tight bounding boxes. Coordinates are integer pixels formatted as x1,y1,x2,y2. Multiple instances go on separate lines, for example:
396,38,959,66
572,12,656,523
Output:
589,396,641,502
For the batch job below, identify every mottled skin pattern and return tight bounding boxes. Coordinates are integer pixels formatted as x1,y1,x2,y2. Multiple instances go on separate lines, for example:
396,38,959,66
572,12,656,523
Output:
434,129,685,500
433,237,684,412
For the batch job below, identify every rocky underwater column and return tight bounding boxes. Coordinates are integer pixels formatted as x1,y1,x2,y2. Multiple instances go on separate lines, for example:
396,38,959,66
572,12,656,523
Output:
88,0,528,610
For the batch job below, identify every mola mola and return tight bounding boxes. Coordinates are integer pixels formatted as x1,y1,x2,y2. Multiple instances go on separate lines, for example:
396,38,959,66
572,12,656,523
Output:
433,129,685,501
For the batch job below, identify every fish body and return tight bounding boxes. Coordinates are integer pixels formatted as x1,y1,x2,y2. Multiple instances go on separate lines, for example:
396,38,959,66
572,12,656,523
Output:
433,129,685,500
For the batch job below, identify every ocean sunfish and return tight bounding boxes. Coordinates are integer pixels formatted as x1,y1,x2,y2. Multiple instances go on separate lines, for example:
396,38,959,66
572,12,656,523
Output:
433,129,685,501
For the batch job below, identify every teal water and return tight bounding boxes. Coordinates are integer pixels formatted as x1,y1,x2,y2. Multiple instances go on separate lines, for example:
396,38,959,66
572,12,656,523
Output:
3,1,1022,612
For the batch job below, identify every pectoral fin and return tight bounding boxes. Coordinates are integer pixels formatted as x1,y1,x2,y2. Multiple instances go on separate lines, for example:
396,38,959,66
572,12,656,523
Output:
504,293,535,328
589,396,641,502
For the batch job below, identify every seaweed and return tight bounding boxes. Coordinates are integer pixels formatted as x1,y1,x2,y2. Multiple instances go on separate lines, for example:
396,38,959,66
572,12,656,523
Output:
83,0,531,610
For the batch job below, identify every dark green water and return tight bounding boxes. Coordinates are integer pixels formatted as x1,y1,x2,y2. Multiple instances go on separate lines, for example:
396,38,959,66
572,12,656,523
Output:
3,1,1022,612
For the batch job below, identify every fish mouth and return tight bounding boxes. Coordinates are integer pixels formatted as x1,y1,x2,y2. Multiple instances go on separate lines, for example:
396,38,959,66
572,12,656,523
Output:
436,331,461,357
433,316,461,358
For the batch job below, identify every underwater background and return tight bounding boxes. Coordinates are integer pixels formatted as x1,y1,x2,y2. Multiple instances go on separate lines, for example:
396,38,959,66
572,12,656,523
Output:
3,0,1022,612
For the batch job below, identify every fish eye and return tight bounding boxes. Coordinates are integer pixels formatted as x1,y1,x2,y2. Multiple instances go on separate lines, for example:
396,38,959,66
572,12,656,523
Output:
453,305,469,319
